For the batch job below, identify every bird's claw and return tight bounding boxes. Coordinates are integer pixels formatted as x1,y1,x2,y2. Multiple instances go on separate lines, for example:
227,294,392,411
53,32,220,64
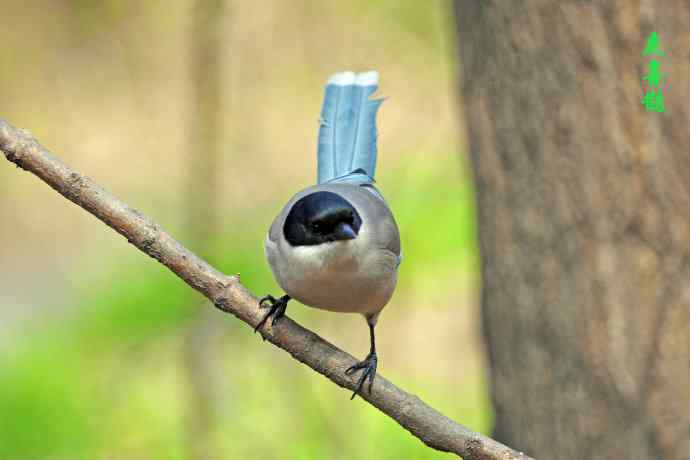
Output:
254,294,290,338
345,352,377,400
259,295,276,309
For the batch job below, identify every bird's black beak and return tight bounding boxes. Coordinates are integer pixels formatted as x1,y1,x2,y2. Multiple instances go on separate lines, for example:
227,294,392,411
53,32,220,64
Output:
334,221,357,240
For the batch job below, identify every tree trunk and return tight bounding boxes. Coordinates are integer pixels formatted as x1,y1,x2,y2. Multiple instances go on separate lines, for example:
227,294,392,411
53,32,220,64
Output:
183,2,227,460
454,2,690,459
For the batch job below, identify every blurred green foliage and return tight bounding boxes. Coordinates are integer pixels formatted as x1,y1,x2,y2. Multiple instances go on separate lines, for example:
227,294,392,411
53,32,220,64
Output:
0,155,485,460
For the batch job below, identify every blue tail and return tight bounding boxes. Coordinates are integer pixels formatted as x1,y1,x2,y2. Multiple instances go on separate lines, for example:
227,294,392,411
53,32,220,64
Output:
317,71,384,185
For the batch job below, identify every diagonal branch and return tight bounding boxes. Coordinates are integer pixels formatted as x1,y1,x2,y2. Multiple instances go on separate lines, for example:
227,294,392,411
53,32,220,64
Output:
0,118,532,460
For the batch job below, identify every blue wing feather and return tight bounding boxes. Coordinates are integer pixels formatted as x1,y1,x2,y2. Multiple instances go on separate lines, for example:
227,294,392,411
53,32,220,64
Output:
317,71,383,185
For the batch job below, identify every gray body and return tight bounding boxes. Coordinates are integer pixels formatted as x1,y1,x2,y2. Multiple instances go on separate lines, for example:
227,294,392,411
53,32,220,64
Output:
265,183,400,321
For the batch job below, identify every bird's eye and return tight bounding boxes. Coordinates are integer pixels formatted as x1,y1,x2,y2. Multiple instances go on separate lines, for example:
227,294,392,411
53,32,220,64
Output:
310,222,321,232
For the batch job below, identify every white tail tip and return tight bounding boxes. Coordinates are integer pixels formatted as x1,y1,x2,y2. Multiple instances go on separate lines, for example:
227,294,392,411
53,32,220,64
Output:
327,70,379,86
328,71,356,86
355,71,378,86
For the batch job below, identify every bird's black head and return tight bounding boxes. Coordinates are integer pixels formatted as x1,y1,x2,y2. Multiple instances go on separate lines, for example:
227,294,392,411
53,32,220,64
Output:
283,191,362,247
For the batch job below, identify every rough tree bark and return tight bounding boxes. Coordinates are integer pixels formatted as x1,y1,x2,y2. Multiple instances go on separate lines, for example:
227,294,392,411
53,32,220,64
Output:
0,118,531,460
455,2,690,459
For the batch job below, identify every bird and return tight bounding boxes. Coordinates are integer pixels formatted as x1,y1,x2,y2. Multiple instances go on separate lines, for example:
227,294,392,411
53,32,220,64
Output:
257,70,401,400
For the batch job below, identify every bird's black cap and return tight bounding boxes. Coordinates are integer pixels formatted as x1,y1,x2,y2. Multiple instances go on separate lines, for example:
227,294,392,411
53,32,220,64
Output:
283,191,362,247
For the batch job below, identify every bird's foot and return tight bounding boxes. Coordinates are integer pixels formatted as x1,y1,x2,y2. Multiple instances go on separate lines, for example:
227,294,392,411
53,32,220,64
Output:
345,351,377,400
254,294,290,337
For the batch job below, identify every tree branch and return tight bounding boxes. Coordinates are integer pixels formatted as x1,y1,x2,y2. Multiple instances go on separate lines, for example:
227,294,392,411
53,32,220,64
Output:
0,117,532,460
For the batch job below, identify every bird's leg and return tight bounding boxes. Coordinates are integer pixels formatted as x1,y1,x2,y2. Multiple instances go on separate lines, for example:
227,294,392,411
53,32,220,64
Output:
345,320,378,400
254,294,291,335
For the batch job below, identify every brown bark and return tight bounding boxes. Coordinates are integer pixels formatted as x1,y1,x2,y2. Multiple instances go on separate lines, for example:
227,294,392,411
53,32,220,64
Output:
0,117,530,460
455,1,690,459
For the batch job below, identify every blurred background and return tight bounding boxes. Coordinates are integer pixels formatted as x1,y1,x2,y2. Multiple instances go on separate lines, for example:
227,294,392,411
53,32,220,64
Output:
0,1,483,459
